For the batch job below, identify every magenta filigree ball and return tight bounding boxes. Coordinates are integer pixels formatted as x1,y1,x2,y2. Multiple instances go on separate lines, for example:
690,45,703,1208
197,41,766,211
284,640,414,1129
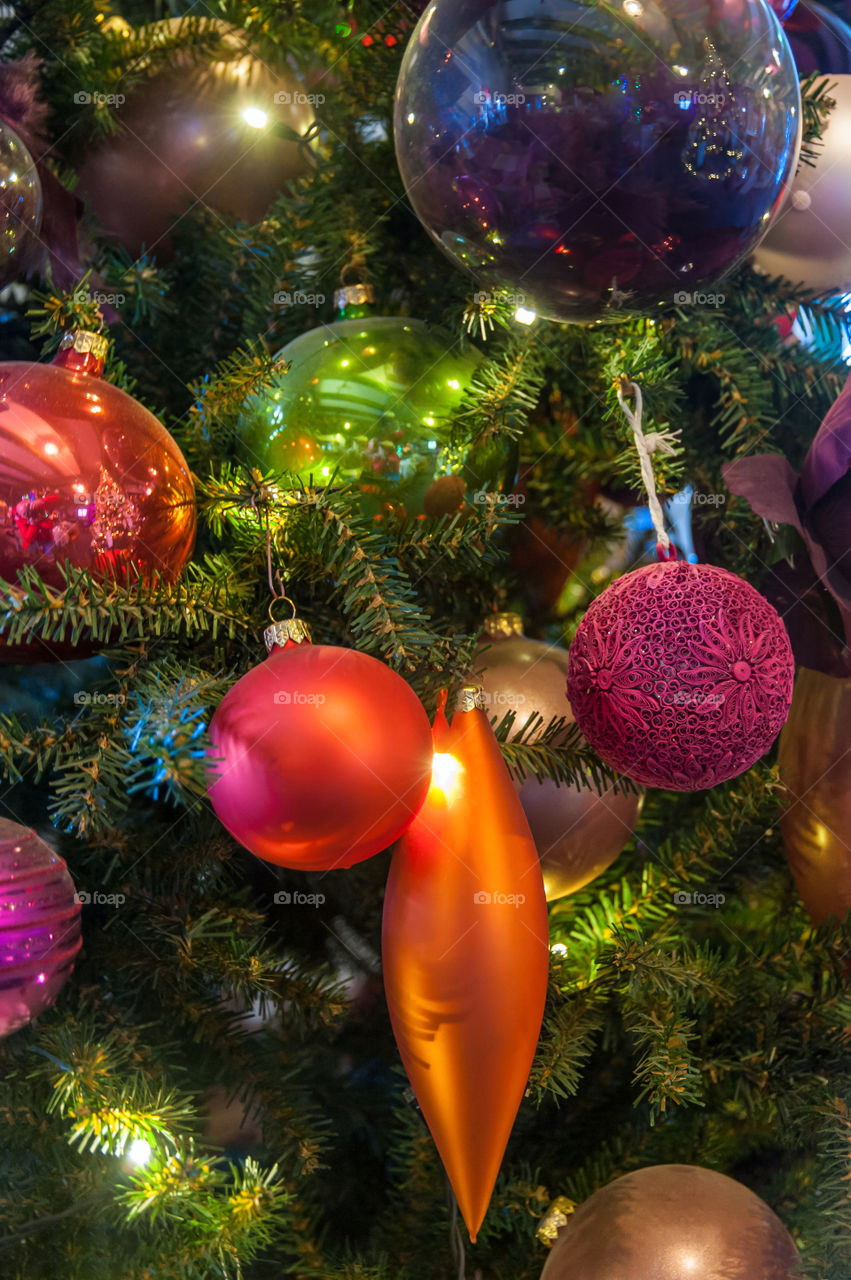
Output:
566,561,795,791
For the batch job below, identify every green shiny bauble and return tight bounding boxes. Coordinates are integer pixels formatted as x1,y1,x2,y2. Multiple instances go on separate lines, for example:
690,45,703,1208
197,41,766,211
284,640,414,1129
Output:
240,317,516,517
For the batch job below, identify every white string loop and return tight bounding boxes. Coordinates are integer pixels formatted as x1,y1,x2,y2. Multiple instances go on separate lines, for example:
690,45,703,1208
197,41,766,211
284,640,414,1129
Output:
616,379,671,554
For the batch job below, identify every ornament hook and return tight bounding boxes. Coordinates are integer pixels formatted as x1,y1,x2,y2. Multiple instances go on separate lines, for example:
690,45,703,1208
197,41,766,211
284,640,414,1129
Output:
268,593,297,624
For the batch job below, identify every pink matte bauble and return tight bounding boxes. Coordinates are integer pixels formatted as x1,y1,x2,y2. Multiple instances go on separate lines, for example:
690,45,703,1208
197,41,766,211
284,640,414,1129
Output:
0,818,82,1039
207,635,433,870
540,1165,800,1280
77,21,315,256
566,561,795,790
474,614,641,899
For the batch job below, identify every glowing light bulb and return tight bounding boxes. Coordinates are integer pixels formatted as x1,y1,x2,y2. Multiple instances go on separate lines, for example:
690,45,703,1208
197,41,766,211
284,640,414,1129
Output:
550,942,568,958
126,1138,153,1166
431,752,463,801
243,107,268,129
43,441,58,456
447,379,460,389
514,307,536,325
623,0,643,13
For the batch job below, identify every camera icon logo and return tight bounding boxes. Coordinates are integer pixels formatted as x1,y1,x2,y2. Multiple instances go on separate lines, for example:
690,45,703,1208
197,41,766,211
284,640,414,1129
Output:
673,291,691,306
473,891,492,904
273,691,291,705
74,91,92,105
673,891,692,905
274,891,292,904
74,891,92,905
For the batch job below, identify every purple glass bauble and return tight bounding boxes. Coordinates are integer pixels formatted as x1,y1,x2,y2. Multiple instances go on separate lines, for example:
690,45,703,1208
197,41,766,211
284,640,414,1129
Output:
769,0,799,21
784,1,851,74
566,560,795,791
0,819,81,1038
394,0,802,322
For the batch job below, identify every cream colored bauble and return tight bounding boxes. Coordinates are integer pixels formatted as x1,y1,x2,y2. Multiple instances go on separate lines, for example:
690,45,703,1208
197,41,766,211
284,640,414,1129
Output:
754,75,851,295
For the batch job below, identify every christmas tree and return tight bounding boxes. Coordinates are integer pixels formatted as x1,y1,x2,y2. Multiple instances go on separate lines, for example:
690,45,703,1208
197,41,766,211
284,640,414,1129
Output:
0,1,849,1277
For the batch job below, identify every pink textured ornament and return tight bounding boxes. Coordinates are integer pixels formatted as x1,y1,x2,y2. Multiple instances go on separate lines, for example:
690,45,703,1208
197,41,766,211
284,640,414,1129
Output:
566,560,795,791
0,818,82,1038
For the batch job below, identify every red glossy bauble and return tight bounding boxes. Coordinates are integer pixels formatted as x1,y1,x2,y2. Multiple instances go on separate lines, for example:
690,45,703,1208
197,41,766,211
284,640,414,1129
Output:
77,20,316,256
0,327,195,662
207,623,433,870
0,333,196,604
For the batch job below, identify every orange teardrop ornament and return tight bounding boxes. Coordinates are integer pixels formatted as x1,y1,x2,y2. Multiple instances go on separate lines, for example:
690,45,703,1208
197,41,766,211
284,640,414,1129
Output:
382,690,550,1241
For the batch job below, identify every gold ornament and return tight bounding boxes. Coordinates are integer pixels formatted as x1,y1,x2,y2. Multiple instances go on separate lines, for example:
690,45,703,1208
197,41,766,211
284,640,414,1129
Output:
536,1196,577,1248
778,665,851,924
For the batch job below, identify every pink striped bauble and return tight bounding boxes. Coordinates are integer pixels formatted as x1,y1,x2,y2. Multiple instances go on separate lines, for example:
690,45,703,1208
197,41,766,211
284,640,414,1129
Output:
0,819,82,1038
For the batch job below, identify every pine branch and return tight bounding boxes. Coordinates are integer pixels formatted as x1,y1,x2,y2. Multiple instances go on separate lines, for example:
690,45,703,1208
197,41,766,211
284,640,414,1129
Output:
0,562,249,649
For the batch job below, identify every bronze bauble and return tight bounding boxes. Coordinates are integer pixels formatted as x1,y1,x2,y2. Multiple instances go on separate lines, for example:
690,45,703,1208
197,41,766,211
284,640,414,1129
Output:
78,20,315,256
540,1165,800,1280
754,75,851,296
779,665,851,924
474,614,641,899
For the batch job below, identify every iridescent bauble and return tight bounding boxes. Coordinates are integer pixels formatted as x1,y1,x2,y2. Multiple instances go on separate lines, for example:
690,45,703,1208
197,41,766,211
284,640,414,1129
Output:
540,1165,800,1280
241,317,515,517
77,20,315,256
0,333,196,602
474,613,641,899
754,2,851,294
393,0,801,322
207,624,434,870
0,119,42,284
778,666,851,924
566,560,795,791
0,818,82,1039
